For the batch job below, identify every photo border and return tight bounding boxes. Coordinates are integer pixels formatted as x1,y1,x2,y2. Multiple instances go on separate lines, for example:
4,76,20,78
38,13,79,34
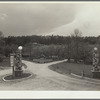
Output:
0,1,100,99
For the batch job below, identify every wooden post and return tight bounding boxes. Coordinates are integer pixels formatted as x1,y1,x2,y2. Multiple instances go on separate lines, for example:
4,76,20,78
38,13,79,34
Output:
81,70,84,78
69,69,71,74
12,65,15,78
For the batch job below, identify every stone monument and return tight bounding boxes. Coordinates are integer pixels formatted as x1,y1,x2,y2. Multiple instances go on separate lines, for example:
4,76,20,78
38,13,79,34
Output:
10,46,23,77
91,47,100,78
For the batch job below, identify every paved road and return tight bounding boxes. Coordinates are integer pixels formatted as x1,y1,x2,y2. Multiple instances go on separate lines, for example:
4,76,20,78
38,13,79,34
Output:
0,60,100,90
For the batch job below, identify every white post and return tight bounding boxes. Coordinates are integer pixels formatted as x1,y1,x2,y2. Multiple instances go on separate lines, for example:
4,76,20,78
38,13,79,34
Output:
10,53,15,77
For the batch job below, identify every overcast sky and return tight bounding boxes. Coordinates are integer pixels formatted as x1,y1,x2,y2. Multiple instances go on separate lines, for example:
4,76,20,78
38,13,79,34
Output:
0,2,100,37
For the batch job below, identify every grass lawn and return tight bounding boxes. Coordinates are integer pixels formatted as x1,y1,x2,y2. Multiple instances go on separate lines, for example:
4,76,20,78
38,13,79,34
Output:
0,58,10,70
23,57,53,63
49,61,93,78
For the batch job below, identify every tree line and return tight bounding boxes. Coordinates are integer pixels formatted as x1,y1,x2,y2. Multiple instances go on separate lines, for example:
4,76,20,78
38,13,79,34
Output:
5,34,97,46
0,29,100,64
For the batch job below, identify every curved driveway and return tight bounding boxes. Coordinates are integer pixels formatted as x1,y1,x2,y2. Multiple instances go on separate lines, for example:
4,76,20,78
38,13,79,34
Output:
0,60,100,90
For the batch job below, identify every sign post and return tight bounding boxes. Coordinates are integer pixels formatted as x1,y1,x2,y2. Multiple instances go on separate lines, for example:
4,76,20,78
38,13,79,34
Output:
10,53,15,77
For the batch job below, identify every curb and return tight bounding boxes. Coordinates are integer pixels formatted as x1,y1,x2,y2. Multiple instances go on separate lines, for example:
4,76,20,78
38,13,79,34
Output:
70,73,100,85
71,73,82,78
2,73,33,82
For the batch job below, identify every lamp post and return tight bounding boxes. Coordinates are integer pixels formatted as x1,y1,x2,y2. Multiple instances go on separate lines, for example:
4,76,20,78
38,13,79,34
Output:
18,46,23,70
18,46,23,52
14,46,23,77
92,47,100,78
92,47,99,71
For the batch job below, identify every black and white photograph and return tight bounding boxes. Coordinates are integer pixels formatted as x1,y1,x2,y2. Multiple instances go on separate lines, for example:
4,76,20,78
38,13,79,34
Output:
0,1,100,94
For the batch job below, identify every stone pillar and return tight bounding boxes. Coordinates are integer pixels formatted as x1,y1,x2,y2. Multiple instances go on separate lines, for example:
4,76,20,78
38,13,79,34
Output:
14,46,23,77
91,47,100,78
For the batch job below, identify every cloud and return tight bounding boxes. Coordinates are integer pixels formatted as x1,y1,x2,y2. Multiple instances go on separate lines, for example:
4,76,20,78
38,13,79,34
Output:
0,13,7,20
0,3,77,36
0,3,99,36
46,3,100,36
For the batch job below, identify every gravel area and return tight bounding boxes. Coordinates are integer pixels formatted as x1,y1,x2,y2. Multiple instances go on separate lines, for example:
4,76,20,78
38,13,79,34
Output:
0,59,99,90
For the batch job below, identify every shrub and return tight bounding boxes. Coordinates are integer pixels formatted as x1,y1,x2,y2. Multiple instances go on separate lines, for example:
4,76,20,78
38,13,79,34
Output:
0,54,3,62
84,57,92,65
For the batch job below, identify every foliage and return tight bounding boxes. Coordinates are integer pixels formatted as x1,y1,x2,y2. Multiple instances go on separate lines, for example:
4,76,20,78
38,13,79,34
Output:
0,31,5,62
2,29,100,64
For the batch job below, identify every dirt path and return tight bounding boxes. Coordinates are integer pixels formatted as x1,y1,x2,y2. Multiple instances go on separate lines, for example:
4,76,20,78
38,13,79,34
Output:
0,60,100,90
